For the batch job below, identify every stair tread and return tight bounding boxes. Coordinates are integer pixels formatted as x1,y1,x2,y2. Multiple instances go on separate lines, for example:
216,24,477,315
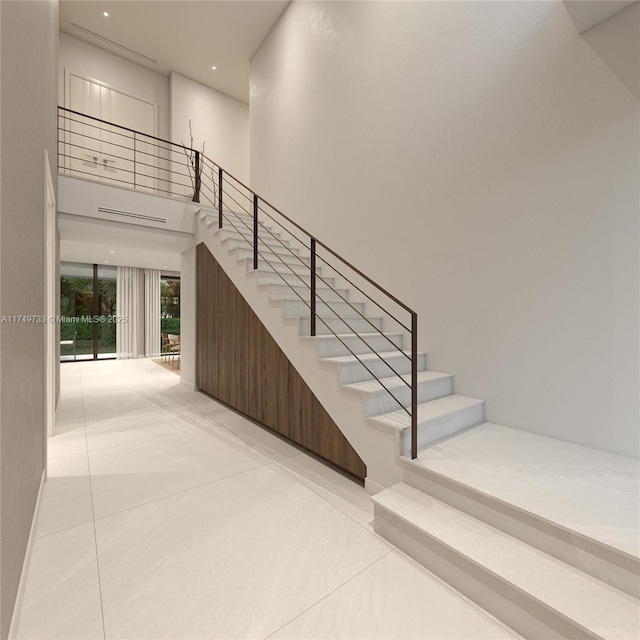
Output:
403,423,640,560
321,349,420,364
345,370,452,393
370,395,483,430
373,483,639,639
312,332,403,340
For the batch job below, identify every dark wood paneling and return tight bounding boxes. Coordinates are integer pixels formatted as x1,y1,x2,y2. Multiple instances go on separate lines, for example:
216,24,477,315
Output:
196,243,366,480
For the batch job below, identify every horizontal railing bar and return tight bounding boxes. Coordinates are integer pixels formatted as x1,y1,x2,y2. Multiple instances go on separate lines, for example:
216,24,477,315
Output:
58,153,192,186
58,107,192,153
314,252,412,333
218,205,409,356
59,125,188,161
217,211,412,381
255,200,411,332
219,210,412,409
57,164,193,199
257,203,312,250
203,155,415,315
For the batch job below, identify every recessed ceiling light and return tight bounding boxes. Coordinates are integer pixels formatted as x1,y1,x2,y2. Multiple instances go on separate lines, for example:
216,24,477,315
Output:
103,11,109,17
211,66,217,70
109,249,114,253
104,260,109,263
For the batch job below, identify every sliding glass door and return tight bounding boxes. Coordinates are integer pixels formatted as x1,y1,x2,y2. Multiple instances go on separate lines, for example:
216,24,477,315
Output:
60,262,117,361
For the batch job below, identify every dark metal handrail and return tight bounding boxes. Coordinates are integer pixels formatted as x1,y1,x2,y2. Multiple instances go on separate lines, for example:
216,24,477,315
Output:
56,106,420,459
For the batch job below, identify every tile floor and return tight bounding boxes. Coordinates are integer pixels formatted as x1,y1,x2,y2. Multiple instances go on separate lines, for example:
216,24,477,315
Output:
16,359,519,640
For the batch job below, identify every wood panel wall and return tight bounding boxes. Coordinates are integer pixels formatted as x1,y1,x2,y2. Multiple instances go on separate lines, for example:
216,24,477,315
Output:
196,243,366,480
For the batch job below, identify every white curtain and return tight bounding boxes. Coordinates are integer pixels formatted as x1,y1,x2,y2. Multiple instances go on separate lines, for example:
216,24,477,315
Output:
144,269,161,357
116,266,140,358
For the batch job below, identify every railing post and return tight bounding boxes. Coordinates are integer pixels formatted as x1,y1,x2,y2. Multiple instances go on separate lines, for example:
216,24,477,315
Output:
310,239,317,337
411,312,418,459
253,194,259,270
218,166,223,229
133,132,137,189
193,150,201,203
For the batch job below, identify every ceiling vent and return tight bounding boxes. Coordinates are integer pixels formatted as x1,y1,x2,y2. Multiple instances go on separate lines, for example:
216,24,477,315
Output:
98,206,167,224
70,23,158,65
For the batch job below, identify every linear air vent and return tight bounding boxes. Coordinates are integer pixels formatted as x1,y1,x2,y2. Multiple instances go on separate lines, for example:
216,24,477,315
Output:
70,23,158,65
98,207,167,224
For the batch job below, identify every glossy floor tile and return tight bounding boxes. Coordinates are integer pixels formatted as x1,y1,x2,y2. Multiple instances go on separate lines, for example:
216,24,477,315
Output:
16,523,104,639
16,359,519,639
270,550,518,639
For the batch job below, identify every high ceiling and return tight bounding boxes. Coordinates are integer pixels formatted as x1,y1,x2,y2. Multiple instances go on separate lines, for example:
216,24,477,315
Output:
59,0,290,104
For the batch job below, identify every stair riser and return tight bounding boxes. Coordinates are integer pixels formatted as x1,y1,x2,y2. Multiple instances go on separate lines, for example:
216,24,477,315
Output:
218,231,286,248
398,404,484,455
256,273,334,288
402,463,640,599
364,376,453,417
282,300,364,318
244,260,312,275
317,334,403,358
267,285,349,303
337,353,426,384
234,248,309,266
374,505,597,640
299,316,383,336
225,239,299,257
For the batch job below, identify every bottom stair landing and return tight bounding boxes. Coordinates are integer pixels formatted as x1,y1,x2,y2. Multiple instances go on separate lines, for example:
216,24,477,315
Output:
373,424,640,640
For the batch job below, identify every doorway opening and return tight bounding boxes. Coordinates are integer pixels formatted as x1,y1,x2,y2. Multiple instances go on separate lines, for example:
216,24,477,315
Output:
60,262,117,361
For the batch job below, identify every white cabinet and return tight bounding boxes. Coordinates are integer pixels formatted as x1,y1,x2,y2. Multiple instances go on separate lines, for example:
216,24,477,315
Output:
64,71,158,191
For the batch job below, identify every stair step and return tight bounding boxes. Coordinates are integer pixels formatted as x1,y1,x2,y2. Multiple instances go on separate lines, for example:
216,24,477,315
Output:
264,283,349,303
224,238,299,257
344,371,453,416
369,395,484,453
401,423,640,599
281,299,364,318
308,332,404,358
322,350,426,384
299,315,383,336
233,247,309,267
250,271,335,288
242,258,313,275
373,483,639,640
216,228,288,249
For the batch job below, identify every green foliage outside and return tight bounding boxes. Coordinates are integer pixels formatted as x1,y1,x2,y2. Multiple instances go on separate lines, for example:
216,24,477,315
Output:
161,317,181,335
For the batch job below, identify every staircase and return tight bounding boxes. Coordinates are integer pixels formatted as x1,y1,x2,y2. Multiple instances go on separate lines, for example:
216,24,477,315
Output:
196,208,639,640
195,207,486,489
59,110,640,639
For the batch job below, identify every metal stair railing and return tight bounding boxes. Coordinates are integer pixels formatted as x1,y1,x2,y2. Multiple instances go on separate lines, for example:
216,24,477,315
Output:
56,106,420,458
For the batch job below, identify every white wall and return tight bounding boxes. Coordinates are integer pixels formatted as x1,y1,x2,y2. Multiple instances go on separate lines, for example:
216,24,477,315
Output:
250,1,639,458
59,32,170,139
581,1,640,100
1,1,58,637
170,72,249,182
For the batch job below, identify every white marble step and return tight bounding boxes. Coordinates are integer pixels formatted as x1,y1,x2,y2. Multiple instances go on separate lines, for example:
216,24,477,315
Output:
265,283,350,303
241,258,313,276
298,315,384,337
370,395,484,454
232,246,309,267
249,271,334,288
216,228,289,249
322,350,427,384
308,332,404,358
373,483,639,640
344,371,453,417
401,423,640,598
224,237,299,257
281,299,364,318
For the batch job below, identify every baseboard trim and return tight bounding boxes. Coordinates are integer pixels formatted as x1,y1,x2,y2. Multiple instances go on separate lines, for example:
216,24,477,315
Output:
365,477,385,495
8,470,46,639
